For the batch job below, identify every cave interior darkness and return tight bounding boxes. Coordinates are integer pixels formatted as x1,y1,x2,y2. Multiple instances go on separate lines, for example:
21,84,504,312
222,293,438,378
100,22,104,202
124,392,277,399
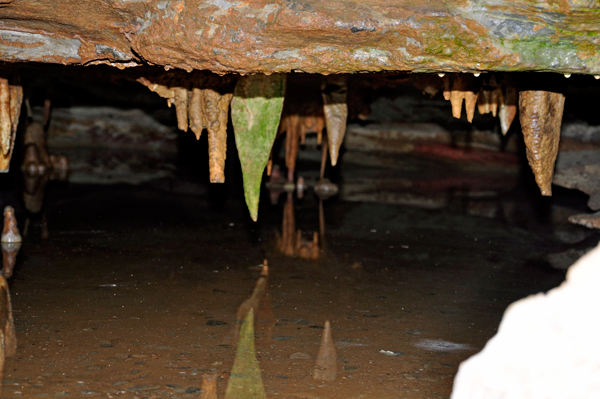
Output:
0,64,597,398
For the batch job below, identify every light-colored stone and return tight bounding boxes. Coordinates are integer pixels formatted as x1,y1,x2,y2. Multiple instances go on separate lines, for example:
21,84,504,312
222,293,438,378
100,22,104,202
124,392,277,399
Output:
452,243,600,399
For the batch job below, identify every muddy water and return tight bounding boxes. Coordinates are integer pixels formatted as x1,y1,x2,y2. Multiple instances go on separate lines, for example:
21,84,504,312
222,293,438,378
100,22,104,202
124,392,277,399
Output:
0,174,570,398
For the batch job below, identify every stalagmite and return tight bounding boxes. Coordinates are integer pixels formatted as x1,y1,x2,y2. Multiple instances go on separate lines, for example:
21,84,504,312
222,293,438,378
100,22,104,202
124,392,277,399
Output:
313,320,337,381
448,74,479,123
498,74,518,135
1,207,21,244
231,74,286,221
224,309,266,399
322,75,348,166
519,90,565,196
204,84,233,183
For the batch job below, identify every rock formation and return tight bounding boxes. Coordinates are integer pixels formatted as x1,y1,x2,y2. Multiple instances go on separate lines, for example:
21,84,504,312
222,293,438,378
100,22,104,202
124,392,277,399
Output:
452,243,600,399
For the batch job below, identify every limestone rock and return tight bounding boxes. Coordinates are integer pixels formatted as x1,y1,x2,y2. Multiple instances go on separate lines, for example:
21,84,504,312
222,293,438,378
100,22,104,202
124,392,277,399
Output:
451,243,600,399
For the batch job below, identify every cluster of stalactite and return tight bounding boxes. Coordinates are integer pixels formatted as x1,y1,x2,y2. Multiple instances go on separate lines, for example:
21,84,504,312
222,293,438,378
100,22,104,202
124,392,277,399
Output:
138,72,236,183
414,72,564,195
137,70,568,220
0,68,571,221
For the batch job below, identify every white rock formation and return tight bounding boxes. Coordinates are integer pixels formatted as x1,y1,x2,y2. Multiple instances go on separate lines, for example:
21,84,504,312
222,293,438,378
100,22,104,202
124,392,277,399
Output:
451,243,600,399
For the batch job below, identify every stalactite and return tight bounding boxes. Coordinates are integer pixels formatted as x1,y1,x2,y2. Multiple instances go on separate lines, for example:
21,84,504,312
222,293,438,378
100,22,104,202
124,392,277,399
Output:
284,113,300,182
0,74,22,172
519,90,565,196
203,81,233,183
477,76,501,117
188,87,205,140
0,78,11,157
447,74,479,123
231,74,286,221
138,72,236,183
172,87,189,132
499,78,518,135
322,75,348,166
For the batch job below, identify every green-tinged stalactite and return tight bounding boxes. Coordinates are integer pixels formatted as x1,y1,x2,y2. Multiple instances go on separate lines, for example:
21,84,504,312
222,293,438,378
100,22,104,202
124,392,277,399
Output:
231,74,286,221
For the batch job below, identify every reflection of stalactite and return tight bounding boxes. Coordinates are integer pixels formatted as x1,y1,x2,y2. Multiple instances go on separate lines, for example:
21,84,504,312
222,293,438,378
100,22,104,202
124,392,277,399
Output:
0,276,17,381
201,374,218,399
313,320,337,381
225,309,266,399
1,207,21,244
233,262,273,342
1,242,20,279
276,194,321,259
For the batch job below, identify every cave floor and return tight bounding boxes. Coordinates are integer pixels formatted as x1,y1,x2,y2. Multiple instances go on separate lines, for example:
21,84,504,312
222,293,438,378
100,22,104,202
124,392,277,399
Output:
0,169,574,398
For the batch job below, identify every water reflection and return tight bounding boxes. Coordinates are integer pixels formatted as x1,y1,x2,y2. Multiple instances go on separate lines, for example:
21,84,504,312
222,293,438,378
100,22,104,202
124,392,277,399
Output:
313,320,337,382
22,121,69,239
0,275,16,386
1,206,21,279
225,309,267,399
234,261,274,342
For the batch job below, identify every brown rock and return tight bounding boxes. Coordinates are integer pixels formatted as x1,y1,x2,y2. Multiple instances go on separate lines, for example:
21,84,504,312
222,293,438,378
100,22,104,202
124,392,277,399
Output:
519,90,565,196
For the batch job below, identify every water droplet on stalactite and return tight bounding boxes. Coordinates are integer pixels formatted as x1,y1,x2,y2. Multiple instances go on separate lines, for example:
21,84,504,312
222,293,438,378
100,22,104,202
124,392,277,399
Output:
322,75,348,166
231,74,286,221
519,90,565,196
